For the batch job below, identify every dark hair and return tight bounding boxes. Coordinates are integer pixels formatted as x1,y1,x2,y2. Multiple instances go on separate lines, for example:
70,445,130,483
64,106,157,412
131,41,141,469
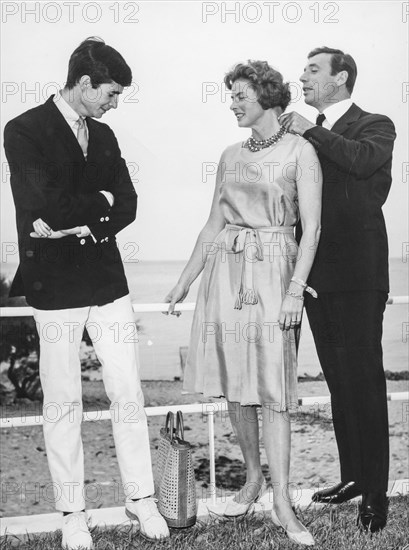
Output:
65,37,132,89
308,47,357,94
224,60,291,111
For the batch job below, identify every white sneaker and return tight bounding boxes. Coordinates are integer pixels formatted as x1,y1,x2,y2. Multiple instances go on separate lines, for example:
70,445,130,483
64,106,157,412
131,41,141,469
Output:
125,497,170,540
61,511,93,550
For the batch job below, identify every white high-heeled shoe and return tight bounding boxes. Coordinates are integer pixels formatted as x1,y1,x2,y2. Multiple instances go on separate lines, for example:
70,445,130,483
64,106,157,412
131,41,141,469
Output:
271,507,315,546
224,479,267,517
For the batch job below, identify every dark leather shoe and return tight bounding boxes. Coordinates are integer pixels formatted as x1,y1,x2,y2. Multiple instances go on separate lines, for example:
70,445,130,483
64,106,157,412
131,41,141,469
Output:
359,492,388,533
312,481,361,504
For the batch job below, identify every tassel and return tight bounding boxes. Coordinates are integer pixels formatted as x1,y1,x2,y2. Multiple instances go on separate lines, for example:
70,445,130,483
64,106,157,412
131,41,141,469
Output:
242,289,258,305
256,248,264,261
234,293,243,310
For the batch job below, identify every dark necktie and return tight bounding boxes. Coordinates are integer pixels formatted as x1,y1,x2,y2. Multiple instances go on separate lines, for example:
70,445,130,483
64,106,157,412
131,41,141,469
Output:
316,113,326,127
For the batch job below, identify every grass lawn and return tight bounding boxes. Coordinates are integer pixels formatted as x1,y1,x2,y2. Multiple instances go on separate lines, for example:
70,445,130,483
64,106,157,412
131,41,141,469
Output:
1,496,408,549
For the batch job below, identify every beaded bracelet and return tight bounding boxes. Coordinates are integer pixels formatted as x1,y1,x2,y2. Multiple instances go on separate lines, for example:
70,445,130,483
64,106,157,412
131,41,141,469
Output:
285,290,304,301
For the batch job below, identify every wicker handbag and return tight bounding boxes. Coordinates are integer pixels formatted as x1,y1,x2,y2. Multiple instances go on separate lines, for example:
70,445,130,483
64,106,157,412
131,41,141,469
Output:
156,411,197,528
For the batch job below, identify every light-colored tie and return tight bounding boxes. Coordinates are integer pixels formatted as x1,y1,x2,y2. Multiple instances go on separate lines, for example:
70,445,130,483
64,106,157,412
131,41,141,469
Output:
76,117,88,157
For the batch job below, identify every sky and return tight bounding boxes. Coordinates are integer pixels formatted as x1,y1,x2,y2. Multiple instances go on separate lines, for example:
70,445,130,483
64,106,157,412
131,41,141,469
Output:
1,0,408,264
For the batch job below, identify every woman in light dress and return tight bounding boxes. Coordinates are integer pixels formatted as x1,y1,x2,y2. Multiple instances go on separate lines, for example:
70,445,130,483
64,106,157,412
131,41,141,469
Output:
165,61,322,546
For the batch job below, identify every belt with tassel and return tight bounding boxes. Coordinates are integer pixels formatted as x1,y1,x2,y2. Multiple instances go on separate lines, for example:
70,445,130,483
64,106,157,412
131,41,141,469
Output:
225,224,294,310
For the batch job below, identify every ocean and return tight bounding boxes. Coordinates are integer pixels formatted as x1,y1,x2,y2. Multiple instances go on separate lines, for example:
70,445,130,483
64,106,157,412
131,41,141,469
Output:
2,259,407,380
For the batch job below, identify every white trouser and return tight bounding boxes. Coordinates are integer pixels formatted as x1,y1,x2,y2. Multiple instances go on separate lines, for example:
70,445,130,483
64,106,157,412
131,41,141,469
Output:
33,294,154,512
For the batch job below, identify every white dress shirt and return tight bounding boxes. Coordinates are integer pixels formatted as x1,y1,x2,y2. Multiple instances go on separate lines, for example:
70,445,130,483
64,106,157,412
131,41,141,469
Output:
320,98,353,130
53,92,89,141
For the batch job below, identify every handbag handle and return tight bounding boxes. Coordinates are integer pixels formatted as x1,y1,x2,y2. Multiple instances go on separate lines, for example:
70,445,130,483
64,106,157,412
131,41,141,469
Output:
175,410,184,441
165,411,174,438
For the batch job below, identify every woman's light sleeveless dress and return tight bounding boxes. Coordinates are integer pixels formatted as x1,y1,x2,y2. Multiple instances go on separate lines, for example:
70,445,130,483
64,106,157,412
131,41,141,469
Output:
183,134,319,410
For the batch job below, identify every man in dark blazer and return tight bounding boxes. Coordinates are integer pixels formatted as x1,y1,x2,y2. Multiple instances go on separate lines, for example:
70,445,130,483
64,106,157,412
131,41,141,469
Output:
280,47,396,532
4,38,169,548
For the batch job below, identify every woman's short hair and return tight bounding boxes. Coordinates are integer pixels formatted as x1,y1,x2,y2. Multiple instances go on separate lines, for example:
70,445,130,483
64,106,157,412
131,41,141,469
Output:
224,60,291,111
66,37,132,89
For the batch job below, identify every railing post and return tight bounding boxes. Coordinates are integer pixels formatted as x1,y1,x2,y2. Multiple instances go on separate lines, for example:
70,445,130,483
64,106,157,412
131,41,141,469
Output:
207,410,217,506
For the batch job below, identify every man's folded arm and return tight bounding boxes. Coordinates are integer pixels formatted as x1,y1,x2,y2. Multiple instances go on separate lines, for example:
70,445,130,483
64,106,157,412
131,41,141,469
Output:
4,120,112,230
303,116,396,179
87,137,137,243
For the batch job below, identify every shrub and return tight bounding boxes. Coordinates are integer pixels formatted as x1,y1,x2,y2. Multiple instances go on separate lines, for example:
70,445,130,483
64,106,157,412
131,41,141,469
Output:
1,274,41,401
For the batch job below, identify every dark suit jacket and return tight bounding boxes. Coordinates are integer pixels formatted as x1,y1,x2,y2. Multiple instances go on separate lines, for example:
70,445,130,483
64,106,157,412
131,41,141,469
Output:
302,103,396,293
4,96,137,309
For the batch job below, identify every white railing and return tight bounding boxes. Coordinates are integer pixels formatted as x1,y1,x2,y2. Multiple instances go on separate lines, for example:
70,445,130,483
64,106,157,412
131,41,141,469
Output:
0,302,199,317
1,295,408,318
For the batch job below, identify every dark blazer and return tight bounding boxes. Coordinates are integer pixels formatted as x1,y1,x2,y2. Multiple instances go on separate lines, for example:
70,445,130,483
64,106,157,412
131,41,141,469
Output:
4,96,137,310
302,103,396,293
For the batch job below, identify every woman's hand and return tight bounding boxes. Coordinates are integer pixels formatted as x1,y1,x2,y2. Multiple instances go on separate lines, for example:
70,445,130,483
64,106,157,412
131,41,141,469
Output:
163,283,190,316
278,294,304,331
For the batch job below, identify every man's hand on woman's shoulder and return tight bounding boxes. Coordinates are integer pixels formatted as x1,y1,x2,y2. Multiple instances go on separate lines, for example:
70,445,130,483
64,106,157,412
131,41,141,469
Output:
279,112,315,136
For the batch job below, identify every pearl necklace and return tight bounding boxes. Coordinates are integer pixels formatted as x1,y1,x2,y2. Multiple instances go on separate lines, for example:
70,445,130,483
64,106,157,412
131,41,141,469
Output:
244,125,287,152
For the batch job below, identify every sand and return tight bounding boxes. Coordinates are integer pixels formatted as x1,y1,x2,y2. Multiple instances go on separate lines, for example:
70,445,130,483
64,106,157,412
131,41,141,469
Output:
1,378,408,518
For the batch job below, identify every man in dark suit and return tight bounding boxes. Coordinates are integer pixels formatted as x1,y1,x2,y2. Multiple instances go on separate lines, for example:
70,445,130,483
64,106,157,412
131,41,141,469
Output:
4,38,169,548
280,47,396,532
